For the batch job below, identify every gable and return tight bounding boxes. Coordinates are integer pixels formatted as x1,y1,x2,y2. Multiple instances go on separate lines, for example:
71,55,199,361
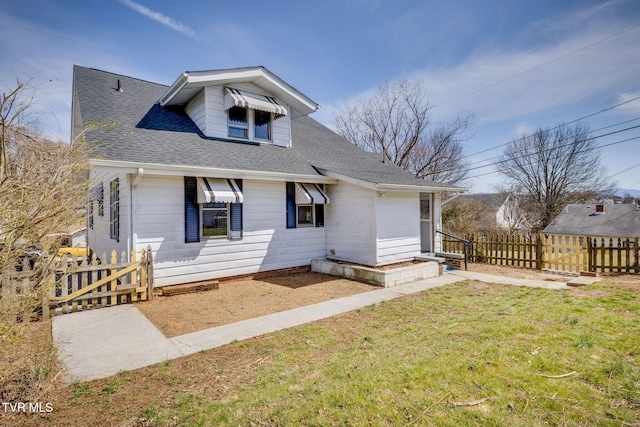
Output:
183,82,292,147
158,67,318,118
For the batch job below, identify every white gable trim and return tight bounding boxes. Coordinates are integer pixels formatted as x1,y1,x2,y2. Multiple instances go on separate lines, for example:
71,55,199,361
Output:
158,67,318,118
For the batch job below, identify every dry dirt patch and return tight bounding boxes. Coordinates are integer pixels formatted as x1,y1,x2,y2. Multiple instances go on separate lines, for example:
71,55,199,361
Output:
136,272,376,338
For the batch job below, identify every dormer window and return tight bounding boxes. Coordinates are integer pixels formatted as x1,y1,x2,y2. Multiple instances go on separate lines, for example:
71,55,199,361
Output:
228,106,248,139
225,87,285,142
254,110,271,140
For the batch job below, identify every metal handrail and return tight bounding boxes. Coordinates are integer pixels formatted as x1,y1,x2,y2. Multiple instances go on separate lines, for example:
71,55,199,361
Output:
436,230,469,270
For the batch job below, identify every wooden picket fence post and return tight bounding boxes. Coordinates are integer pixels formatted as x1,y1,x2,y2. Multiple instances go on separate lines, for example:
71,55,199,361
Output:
0,247,154,320
442,232,639,275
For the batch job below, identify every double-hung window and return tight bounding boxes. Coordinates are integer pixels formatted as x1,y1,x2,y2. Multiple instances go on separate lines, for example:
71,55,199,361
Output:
184,177,243,243
224,87,285,142
286,182,329,228
228,106,248,139
253,110,271,140
227,107,272,141
201,203,228,238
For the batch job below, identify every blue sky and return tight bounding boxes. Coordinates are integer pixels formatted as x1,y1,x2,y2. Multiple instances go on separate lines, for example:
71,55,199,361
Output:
2,0,640,193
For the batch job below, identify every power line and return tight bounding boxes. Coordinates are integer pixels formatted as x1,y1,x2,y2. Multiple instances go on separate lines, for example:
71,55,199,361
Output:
469,135,640,179
467,116,640,168
466,97,640,159
610,161,640,178
465,123,640,174
434,22,640,108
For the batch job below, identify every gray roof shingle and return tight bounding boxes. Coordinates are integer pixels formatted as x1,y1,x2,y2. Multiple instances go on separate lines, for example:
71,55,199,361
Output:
72,65,461,190
542,204,640,237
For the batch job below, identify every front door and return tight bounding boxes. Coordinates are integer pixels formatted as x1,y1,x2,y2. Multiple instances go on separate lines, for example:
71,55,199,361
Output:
420,193,432,252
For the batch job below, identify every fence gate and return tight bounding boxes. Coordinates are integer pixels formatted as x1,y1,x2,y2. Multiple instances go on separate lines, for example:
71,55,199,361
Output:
443,233,639,274
45,248,154,318
541,234,589,273
0,247,154,320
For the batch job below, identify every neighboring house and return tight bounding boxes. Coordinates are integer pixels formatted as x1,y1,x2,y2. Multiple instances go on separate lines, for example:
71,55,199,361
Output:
543,203,640,238
72,66,464,287
458,194,531,234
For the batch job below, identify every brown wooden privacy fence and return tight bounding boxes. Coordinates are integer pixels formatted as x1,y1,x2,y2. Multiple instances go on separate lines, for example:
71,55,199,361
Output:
0,247,153,319
442,234,639,274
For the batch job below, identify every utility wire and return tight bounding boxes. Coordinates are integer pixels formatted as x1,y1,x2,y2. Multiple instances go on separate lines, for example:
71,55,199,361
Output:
434,22,640,108
467,116,640,167
464,123,640,174
469,135,640,179
466,97,640,158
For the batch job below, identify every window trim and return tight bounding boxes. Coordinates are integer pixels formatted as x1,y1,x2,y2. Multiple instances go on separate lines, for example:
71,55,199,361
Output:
201,202,229,239
296,204,315,228
253,109,272,141
227,106,273,142
184,176,243,243
286,182,325,229
227,106,249,139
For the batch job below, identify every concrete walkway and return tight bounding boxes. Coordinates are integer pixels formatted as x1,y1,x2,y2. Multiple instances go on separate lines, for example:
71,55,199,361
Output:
52,271,569,384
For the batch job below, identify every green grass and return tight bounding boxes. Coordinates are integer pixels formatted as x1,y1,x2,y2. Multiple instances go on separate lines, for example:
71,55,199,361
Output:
134,281,639,426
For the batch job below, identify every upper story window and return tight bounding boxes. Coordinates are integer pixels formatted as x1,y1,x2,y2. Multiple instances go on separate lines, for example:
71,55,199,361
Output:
225,87,285,142
228,106,248,139
254,110,271,140
227,107,272,141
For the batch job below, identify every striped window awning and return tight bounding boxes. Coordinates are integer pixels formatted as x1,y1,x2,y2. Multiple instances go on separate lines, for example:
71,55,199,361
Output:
224,87,287,118
197,177,244,204
295,183,329,205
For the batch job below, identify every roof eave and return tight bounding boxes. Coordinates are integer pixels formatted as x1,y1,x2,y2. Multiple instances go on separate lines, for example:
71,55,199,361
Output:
89,159,337,184
158,67,319,116
376,183,467,193
318,169,467,193
158,72,189,107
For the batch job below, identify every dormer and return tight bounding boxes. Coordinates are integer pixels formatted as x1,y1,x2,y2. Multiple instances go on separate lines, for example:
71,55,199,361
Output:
158,67,319,148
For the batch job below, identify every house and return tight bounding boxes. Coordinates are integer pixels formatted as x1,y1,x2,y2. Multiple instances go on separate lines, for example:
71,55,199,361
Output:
542,203,640,238
72,66,464,287
454,193,531,234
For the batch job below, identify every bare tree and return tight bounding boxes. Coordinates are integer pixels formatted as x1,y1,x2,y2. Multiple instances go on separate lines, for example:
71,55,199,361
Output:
496,122,615,230
333,79,474,185
1,79,90,335
442,198,498,237
1,79,39,181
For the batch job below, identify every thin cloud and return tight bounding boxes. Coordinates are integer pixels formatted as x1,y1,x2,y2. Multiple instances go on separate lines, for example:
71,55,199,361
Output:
616,92,640,115
119,0,197,38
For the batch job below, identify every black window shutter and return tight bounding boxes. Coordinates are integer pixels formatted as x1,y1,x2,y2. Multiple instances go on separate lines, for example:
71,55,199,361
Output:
89,202,94,229
110,178,120,242
229,179,243,240
286,182,296,228
97,182,104,217
184,176,200,243
315,204,324,227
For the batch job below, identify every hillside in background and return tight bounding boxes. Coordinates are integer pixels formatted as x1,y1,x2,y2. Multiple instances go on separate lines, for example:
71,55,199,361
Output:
616,188,640,198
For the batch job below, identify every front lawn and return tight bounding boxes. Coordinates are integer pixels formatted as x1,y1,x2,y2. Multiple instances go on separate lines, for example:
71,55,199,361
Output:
8,279,640,426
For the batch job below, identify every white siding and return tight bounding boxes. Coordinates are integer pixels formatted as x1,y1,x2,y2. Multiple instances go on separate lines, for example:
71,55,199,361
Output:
375,192,421,264
325,181,377,265
198,85,291,147
204,86,227,136
185,89,206,134
87,166,129,261
133,177,326,286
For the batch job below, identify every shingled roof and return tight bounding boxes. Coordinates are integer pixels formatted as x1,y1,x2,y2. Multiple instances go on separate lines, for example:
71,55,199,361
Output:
72,66,462,192
542,203,640,237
